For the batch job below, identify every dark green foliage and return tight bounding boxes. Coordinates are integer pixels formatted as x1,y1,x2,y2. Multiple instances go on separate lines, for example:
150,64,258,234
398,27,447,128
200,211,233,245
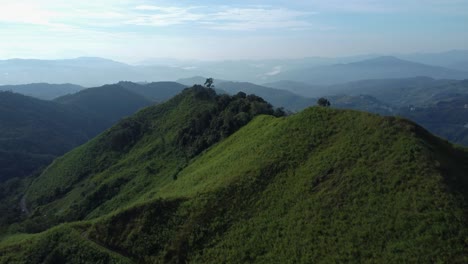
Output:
107,119,145,151
176,87,278,157
317,97,331,107
204,78,214,88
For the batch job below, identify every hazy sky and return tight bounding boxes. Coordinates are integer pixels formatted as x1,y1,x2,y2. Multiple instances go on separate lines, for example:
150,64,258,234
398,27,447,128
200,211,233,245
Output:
0,0,467,63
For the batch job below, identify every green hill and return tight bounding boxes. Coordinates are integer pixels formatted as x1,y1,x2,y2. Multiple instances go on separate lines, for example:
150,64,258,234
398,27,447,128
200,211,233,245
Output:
1,87,467,263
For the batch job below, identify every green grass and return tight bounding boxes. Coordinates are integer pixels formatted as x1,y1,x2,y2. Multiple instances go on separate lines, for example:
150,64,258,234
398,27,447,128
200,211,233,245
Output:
1,87,467,263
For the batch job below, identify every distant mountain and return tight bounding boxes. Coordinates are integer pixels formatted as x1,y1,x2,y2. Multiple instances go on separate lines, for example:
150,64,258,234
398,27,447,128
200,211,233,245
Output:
0,57,204,87
330,94,394,115
450,61,468,72
324,77,468,107
0,83,83,100
264,80,326,98
216,81,316,111
271,56,468,85
399,50,468,71
2,87,467,263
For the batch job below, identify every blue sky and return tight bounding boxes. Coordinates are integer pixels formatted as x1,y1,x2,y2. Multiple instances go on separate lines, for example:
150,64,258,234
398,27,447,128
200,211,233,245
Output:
0,0,467,63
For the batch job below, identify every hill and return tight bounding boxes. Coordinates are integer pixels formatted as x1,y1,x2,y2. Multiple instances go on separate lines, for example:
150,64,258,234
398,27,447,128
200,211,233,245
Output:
272,56,468,85
1,87,467,263
55,84,153,125
0,92,101,182
0,83,83,100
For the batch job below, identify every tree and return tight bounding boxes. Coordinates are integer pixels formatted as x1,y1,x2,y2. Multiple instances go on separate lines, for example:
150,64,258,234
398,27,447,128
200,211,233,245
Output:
317,97,331,107
204,78,214,88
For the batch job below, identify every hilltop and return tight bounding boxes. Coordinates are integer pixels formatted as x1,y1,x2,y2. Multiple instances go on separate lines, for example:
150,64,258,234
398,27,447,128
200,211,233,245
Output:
0,87,467,263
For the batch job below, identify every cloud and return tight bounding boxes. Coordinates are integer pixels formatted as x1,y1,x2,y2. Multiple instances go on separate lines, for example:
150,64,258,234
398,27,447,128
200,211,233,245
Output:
126,6,204,27
265,66,282,76
0,1,317,32
126,5,315,30
0,2,58,26
205,7,315,31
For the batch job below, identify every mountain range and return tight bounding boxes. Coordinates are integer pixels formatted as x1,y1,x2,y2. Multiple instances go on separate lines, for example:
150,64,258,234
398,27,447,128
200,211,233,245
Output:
2,51,468,86
270,56,468,85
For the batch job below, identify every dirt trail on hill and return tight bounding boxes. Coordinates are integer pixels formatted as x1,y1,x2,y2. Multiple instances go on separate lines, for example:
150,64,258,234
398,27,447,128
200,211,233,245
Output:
20,195,30,215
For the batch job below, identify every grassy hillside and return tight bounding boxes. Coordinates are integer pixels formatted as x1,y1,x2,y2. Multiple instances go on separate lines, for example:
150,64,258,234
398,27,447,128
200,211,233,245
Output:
1,87,467,263
18,86,279,231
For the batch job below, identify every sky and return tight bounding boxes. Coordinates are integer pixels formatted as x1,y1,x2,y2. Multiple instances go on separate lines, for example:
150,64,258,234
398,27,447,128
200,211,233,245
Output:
0,0,467,63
